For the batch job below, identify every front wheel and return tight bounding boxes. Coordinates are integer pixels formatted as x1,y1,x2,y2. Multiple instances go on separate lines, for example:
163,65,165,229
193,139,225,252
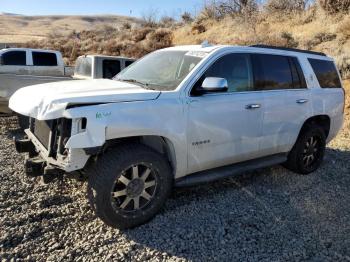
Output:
87,144,173,229
284,125,326,174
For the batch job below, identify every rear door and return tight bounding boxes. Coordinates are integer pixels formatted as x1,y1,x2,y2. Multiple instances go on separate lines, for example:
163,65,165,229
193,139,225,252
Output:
187,53,265,174
29,51,63,76
252,54,311,155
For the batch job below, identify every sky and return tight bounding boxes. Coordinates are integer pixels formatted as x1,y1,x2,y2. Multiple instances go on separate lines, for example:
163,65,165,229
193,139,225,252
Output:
0,0,205,18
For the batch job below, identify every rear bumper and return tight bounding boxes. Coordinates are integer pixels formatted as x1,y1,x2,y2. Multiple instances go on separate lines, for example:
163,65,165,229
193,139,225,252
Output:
327,114,344,143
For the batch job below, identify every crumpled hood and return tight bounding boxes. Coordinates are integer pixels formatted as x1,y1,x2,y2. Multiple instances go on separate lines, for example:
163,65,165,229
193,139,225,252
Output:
9,79,161,120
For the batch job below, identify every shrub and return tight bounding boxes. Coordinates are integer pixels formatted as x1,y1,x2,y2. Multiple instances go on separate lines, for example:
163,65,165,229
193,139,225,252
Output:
159,16,176,27
146,28,173,49
132,27,154,42
280,32,299,48
121,22,132,30
191,23,206,34
318,0,350,13
265,0,307,12
181,12,193,23
337,16,350,39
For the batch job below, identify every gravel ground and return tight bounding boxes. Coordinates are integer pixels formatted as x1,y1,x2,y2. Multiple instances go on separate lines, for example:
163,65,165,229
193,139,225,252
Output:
0,112,349,261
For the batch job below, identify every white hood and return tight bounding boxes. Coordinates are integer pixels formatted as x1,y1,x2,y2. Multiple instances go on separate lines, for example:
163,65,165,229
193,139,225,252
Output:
9,79,161,120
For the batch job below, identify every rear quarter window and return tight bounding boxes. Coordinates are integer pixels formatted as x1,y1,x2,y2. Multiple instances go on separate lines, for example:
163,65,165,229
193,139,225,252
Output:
308,59,342,88
32,52,58,66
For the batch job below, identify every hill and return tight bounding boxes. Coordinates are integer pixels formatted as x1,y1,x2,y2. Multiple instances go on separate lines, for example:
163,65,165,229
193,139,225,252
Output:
0,14,141,43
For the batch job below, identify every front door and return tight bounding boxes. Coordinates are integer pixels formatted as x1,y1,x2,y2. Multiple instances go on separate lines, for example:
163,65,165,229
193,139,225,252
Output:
187,53,264,174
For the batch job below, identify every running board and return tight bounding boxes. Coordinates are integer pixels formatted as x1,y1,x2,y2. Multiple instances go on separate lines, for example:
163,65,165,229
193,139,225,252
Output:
175,154,287,187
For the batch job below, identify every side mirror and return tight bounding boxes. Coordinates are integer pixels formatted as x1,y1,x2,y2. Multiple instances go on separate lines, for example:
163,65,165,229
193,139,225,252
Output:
201,77,228,93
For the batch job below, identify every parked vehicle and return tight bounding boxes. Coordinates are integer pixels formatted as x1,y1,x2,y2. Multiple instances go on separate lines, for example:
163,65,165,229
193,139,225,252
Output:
73,55,135,80
10,44,345,229
0,48,74,127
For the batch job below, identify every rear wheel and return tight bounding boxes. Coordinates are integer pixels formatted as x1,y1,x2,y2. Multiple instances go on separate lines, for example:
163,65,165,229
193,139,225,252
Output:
284,125,326,174
87,144,173,229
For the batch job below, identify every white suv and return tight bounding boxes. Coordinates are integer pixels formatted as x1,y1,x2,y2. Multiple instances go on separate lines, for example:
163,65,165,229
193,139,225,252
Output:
10,44,345,228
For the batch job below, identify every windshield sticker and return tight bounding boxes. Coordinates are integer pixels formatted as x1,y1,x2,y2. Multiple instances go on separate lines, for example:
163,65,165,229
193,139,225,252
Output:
96,112,112,119
185,51,208,58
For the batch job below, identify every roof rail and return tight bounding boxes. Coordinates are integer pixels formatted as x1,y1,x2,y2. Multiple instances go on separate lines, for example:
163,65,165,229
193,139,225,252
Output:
250,45,327,57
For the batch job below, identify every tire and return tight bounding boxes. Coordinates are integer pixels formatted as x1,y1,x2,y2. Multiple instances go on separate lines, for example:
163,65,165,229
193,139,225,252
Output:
87,143,173,229
284,125,326,174
17,114,29,130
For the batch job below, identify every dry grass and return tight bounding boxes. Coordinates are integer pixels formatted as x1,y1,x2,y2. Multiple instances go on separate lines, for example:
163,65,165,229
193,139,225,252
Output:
173,7,350,78
0,14,141,43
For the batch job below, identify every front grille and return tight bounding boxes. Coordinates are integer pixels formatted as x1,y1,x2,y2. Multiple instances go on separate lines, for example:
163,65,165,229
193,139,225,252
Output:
33,120,54,149
30,118,72,158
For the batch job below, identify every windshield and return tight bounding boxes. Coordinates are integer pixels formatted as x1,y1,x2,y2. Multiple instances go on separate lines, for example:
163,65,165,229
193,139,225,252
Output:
115,50,205,91
74,57,92,77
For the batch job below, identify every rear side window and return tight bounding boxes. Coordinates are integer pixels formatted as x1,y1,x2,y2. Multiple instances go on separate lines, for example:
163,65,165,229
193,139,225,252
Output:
252,54,294,90
308,59,342,88
32,52,57,66
103,60,121,79
2,51,26,65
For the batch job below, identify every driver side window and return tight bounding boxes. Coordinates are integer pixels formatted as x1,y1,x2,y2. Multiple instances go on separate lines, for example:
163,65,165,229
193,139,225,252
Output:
192,53,253,95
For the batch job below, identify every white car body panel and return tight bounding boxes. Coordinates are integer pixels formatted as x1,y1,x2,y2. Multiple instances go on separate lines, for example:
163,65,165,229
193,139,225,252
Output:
9,79,160,120
9,45,345,178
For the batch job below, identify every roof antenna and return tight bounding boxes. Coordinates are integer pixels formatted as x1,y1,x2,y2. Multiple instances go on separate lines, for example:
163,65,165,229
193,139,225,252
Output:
201,40,211,48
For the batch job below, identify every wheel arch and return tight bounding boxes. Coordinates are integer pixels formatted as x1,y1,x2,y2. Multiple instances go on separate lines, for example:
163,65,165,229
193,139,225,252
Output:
299,115,331,139
102,135,177,177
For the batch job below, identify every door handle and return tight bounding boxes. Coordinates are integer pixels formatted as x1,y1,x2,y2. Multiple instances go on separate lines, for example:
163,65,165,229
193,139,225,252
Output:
245,104,261,110
296,99,308,104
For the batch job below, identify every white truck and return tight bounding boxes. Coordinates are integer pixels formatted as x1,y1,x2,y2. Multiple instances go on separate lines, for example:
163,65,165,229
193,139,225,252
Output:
10,44,345,229
0,48,73,115
73,55,135,80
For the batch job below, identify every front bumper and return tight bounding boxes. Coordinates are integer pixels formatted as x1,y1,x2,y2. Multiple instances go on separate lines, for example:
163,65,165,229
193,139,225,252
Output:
15,117,90,173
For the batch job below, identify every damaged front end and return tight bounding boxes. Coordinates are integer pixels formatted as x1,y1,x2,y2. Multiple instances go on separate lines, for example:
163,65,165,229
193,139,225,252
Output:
15,117,91,181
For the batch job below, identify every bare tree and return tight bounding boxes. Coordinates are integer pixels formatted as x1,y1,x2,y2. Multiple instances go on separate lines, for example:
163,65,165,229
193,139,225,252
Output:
318,0,350,13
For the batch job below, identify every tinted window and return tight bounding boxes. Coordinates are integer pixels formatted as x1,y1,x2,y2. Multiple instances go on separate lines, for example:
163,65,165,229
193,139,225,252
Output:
193,53,253,94
308,59,342,88
2,51,26,65
32,52,57,66
253,54,293,90
103,60,121,79
290,57,307,89
125,60,134,67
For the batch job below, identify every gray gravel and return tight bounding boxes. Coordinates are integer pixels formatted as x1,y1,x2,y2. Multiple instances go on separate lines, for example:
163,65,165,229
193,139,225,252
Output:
1,116,350,261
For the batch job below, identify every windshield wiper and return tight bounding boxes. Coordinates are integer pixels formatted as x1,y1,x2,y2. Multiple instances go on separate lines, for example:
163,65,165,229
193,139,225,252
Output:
116,78,157,90
117,78,148,86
